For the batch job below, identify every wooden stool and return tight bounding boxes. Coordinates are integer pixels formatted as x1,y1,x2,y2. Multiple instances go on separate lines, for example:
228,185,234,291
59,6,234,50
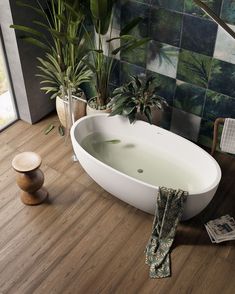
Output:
12,152,48,205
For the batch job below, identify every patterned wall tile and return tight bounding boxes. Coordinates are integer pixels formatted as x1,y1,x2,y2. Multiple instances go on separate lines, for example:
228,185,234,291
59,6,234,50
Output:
121,0,150,38
160,107,172,130
221,0,235,25
121,45,147,68
198,118,223,150
177,49,212,88
110,59,121,87
150,7,183,47
184,0,222,18
147,40,179,78
203,89,235,120
174,80,206,116
146,70,176,105
135,0,151,4
170,108,201,142
113,2,121,30
208,59,235,98
181,15,218,56
197,119,214,148
120,61,145,84
214,24,235,64
114,1,235,150
151,0,184,12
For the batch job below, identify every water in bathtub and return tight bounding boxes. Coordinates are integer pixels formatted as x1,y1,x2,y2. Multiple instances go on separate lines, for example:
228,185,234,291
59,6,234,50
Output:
81,132,204,192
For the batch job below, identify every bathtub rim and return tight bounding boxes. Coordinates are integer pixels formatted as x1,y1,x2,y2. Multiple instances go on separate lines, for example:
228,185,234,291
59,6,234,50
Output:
70,114,221,196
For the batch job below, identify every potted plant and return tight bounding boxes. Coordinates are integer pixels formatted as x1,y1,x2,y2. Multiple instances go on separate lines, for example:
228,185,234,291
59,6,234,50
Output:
11,0,92,128
85,0,150,114
108,75,168,125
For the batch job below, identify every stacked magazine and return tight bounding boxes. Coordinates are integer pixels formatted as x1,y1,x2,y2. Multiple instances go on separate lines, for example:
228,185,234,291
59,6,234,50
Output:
205,215,235,243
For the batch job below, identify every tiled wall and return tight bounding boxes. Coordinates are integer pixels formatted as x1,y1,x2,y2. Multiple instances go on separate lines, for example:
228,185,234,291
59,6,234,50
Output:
110,0,235,149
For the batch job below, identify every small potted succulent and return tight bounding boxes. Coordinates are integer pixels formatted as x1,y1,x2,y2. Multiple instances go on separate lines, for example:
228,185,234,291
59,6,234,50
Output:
108,75,168,125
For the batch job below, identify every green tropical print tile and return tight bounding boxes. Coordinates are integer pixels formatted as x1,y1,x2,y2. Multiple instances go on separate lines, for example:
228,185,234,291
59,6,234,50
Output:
150,7,183,47
146,70,176,105
103,0,235,151
160,108,172,130
221,0,235,25
174,81,206,116
170,108,202,141
177,49,212,88
121,0,150,38
214,24,235,64
181,15,217,56
152,0,184,12
110,59,120,86
184,0,222,18
198,119,214,148
136,0,151,3
203,89,235,120
209,59,235,98
121,44,147,68
198,118,223,149
147,40,179,78
113,2,120,30
120,61,145,84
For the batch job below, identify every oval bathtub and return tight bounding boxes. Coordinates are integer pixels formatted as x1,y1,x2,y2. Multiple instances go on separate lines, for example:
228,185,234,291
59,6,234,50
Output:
71,114,221,220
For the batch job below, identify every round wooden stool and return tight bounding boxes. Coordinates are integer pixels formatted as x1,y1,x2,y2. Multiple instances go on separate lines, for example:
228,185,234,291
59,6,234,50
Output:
12,152,48,205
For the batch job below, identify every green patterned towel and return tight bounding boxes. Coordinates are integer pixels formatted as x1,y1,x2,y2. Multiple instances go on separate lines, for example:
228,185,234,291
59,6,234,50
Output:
145,187,188,278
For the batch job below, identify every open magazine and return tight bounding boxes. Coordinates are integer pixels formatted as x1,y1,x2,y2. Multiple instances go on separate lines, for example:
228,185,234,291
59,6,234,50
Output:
205,215,235,243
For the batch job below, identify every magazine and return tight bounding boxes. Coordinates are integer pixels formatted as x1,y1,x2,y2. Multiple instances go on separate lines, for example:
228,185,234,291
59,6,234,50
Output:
205,215,235,243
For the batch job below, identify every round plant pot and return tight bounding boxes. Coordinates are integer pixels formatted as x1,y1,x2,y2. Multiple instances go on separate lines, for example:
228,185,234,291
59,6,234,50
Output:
56,92,86,127
86,97,111,116
136,107,163,126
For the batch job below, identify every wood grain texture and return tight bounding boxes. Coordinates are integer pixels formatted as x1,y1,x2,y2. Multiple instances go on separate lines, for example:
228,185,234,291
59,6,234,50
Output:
0,113,235,294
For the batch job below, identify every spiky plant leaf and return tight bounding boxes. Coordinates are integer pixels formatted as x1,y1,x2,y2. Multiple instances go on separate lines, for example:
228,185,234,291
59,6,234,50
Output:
120,17,143,36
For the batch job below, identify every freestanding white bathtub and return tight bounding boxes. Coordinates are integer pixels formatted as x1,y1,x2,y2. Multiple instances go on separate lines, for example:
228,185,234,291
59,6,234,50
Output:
71,114,221,220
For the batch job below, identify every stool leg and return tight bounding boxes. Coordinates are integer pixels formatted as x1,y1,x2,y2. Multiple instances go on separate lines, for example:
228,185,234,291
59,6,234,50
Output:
16,169,48,205
20,187,48,205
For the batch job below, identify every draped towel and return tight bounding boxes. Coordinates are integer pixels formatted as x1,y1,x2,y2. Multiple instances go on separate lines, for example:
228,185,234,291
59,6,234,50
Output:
145,187,188,279
220,118,235,154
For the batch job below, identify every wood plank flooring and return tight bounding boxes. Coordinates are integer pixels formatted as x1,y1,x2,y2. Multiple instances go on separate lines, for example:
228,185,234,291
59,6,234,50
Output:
0,113,235,294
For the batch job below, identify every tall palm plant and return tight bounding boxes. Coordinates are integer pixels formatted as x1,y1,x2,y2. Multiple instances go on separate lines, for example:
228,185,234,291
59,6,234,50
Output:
86,0,150,109
11,0,92,99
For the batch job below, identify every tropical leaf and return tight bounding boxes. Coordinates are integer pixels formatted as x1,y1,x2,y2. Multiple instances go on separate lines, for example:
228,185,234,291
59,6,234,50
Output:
121,37,151,53
90,0,108,20
33,20,49,29
82,59,97,73
10,24,44,37
40,86,58,94
106,34,136,43
109,104,124,116
144,106,152,124
16,1,44,16
19,37,49,50
123,106,136,116
120,17,143,36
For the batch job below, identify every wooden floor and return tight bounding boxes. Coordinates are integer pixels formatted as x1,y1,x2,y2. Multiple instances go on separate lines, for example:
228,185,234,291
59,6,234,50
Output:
0,113,235,294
